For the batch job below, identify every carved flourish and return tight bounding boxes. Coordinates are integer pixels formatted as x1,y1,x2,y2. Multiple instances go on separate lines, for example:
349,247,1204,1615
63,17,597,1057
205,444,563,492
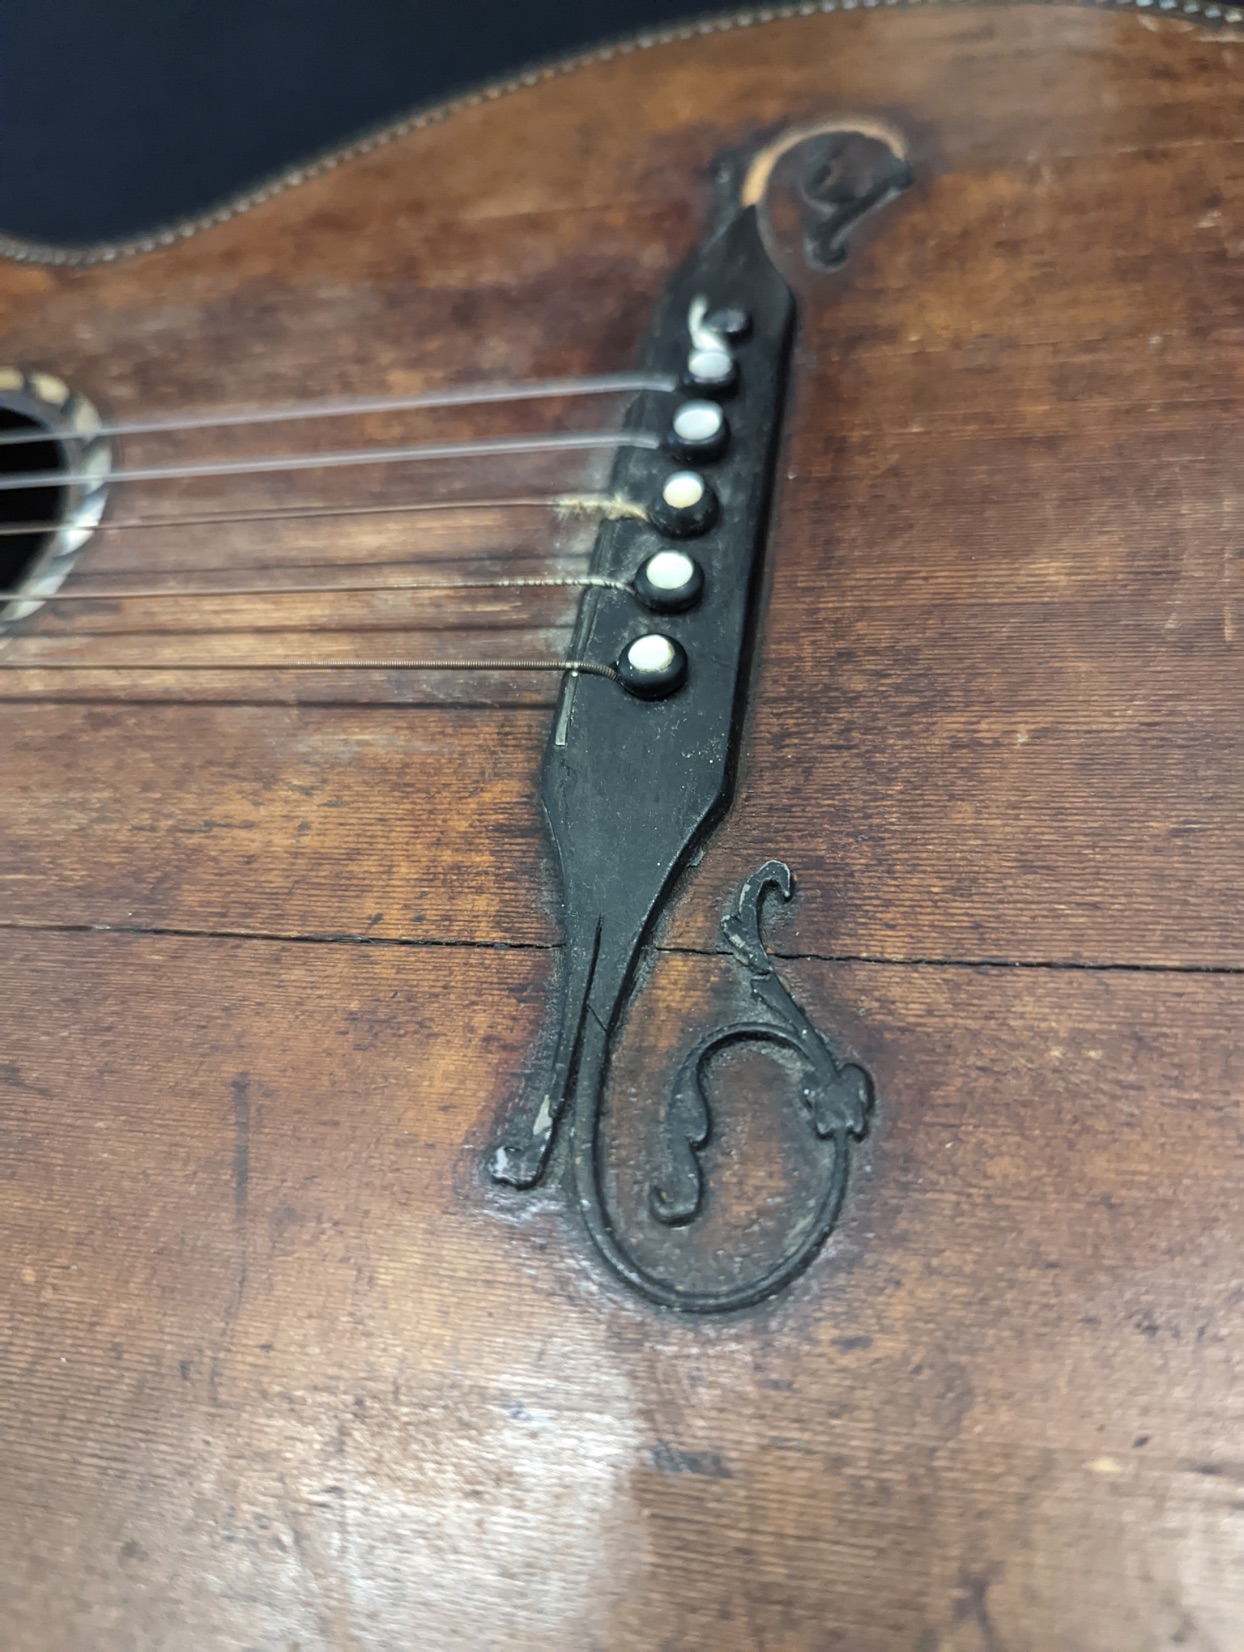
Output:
493,861,874,1314
798,130,912,271
651,862,872,1232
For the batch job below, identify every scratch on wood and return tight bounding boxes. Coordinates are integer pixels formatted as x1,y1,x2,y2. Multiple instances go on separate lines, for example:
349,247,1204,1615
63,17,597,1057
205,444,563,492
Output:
231,1072,250,1221
0,1060,51,1099
647,1440,733,1479
223,1073,252,1339
954,1571,1007,1652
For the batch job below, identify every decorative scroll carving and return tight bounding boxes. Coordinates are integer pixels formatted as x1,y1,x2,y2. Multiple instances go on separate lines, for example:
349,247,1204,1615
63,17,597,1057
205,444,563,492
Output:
797,130,912,271
651,862,872,1238
741,118,912,274
493,859,874,1314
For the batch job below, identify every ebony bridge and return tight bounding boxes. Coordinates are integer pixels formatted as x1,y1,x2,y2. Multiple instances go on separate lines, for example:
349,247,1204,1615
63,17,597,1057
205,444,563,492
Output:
489,128,910,1311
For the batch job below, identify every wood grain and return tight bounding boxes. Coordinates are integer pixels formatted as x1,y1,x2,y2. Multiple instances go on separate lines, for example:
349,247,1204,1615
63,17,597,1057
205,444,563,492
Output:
1,933,1240,1649
0,5,1241,1648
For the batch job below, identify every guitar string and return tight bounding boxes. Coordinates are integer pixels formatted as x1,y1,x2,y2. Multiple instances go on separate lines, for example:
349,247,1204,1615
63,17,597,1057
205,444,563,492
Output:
0,519,635,675
0,493,635,539
0,429,660,492
0,414,658,682
0,573,627,603
0,657,619,680
51,546,599,585
0,500,643,609
0,480,644,662
0,583,621,670
0,372,676,447
0,261,704,697
0,573,617,644
0,567,623,657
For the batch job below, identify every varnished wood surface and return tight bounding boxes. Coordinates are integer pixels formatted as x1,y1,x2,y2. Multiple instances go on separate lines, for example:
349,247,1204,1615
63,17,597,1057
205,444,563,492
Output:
3,936,1242,1648
1,6,1242,1648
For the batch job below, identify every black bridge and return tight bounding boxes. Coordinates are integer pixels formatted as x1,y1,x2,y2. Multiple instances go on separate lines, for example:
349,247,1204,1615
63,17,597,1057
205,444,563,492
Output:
489,129,908,1311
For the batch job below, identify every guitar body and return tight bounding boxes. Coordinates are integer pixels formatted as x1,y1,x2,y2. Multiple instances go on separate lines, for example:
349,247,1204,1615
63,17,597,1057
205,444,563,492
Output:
1,6,1241,1647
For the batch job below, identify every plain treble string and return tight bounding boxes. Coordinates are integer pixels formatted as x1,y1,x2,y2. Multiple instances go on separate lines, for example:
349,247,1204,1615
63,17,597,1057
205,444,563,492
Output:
0,430,661,493
0,372,677,447
0,573,628,602
0,657,621,681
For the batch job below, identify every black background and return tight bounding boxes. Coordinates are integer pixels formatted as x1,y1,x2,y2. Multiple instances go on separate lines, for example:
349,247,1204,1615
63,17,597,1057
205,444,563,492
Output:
0,0,707,245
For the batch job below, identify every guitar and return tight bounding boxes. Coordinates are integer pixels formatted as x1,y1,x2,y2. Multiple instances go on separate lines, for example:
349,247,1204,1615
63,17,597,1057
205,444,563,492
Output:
1,5,1240,1646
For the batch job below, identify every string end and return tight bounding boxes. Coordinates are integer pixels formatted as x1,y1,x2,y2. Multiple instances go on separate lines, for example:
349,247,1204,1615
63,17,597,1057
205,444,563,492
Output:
553,493,648,524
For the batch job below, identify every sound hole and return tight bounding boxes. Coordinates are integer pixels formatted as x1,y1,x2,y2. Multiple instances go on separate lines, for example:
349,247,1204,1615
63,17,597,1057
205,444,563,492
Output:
0,407,67,600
